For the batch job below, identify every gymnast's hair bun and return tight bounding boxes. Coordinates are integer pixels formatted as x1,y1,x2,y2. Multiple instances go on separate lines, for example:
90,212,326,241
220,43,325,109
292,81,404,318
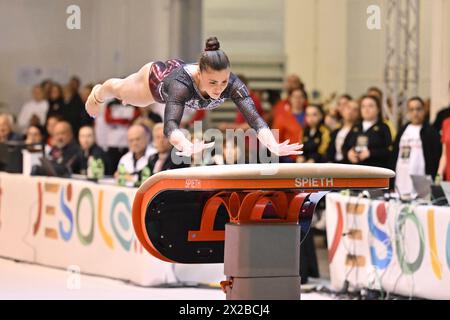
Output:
205,37,220,51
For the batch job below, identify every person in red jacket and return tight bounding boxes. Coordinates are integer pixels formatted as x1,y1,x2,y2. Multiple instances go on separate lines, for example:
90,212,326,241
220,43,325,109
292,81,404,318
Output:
438,117,450,181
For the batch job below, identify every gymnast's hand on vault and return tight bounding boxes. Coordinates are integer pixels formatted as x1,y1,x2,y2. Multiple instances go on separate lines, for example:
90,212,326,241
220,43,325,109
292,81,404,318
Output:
175,140,215,157
268,140,304,157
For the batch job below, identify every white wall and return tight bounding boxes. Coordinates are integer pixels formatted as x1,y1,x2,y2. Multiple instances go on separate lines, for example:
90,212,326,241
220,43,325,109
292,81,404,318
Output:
285,0,433,103
202,0,284,60
285,0,347,101
0,0,191,115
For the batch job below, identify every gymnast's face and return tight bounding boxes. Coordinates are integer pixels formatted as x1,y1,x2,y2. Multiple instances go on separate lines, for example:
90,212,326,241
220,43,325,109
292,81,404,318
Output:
198,68,230,100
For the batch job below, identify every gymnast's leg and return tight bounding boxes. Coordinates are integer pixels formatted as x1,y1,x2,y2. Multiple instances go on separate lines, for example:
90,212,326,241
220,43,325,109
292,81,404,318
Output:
85,62,155,117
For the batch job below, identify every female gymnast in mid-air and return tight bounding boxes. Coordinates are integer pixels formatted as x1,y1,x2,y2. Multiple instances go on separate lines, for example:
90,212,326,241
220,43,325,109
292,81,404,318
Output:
85,37,303,157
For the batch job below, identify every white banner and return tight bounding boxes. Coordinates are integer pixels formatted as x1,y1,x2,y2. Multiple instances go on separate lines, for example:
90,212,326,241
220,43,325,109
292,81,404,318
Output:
0,173,223,287
326,193,450,299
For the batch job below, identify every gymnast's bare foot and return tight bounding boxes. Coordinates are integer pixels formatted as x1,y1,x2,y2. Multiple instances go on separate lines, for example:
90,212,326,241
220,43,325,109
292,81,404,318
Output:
85,84,104,118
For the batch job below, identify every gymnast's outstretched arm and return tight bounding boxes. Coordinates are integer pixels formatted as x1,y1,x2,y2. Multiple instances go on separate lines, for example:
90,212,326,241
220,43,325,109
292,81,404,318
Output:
163,80,214,157
230,78,303,157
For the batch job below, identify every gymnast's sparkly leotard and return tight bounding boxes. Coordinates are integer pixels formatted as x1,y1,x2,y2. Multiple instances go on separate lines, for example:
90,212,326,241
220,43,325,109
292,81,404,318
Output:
148,59,269,137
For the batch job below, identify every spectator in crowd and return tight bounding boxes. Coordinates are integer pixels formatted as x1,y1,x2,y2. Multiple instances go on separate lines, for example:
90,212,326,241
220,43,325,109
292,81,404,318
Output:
24,124,45,153
438,117,450,181
272,87,307,162
40,79,53,100
284,74,305,93
324,94,352,132
393,97,441,196
0,113,21,143
433,80,450,134
115,124,156,183
343,95,392,168
63,83,84,136
17,84,49,132
80,84,94,105
45,114,63,147
195,137,245,166
69,76,81,97
336,94,352,120
30,121,79,176
47,121,82,174
25,124,45,145
272,74,305,124
146,123,189,175
79,83,95,127
327,99,360,163
78,125,111,176
222,140,244,165
366,86,397,139
297,104,330,163
46,83,65,120
100,98,141,171
367,86,383,101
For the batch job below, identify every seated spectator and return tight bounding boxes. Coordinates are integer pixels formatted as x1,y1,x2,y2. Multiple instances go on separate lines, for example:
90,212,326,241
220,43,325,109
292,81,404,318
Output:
271,74,305,125
273,87,307,128
438,117,450,181
69,76,81,97
366,86,397,139
49,121,81,173
44,114,63,148
80,83,94,105
433,80,450,134
102,98,141,171
393,97,441,196
25,124,45,145
272,88,306,162
343,95,392,168
32,121,81,176
327,99,360,163
297,104,330,163
367,86,383,101
63,83,84,136
17,84,49,132
40,79,53,100
115,124,156,183
46,83,65,120
194,137,245,166
78,125,111,176
0,113,22,143
325,94,352,131
146,123,189,175
79,83,95,127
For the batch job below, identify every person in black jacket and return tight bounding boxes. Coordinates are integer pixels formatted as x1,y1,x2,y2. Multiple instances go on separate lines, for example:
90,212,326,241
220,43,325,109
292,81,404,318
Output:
78,125,111,175
343,95,392,168
46,83,66,120
327,99,360,163
32,121,82,177
297,104,330,163
392,97,442,195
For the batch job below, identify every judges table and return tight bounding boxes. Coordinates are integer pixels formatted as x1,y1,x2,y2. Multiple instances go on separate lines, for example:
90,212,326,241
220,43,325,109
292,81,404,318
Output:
326,192,450,300
0,172,223,286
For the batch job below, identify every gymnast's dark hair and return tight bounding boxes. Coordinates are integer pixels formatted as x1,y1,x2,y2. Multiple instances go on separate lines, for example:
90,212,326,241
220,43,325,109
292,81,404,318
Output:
199,37,230,72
